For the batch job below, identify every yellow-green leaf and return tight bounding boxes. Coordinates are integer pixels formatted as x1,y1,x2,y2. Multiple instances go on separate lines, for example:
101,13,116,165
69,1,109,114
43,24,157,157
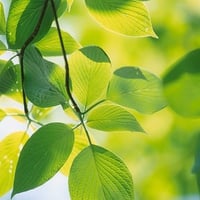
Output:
0,132,29,197
85,0,157,37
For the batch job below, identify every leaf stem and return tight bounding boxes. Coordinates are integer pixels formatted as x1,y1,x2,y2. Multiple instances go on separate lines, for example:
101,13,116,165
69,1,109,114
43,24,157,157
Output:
50,0,81,114
19,0,49,122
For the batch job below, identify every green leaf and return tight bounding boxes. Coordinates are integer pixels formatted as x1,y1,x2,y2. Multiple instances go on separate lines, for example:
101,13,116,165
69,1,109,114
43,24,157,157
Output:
0,40,7,55
0,2,6,35
107,66,167,114
66,0,74,11
24,46,68,107
69,145,134,200
0,60,22,101
35,27,81,56
0,132,29,197
163,49,200,117
69,46,112,112
86,102,144,133
85,0,157,37
12,123,74,197
6,0,61,49
61,127,89,176
0,109,6,121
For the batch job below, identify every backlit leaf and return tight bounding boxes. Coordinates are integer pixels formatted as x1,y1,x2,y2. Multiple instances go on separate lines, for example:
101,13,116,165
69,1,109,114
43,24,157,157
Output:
0,109,6,121
69,46,112,112
6,0,61,49
0,60,22,102
12,123,74,197
69,145,134,200
66,0,74,11
61,127,89,175
0,2,6,35
107,66,167,114
0,132,29,197
86,102,144,133
85,0,157,37
24,46,68,107
0,40,6,55
163,49,200,117
35,27,81,56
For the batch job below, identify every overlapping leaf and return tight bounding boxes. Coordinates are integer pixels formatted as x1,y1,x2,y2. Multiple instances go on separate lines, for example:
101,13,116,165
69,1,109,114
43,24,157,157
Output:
61,127,89,176
0,2,6,35
23,46,68,107
69,46,112,112
163,49,200,117
0,40,6,55
66,0,74,11
6,0,61,49
85,0,157,37
35,27,81,56
0,60,22,101
0,109,6,121
69,145,134,200
0,132,29,197
107,66,167,114
86,102,144,133
12,123,74,197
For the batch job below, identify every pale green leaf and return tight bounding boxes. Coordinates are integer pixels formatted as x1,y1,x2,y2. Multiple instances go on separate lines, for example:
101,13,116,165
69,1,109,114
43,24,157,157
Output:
163,49,200,117
0,61,22,102
0,2,6,35
6,0,61,49
12,123,74,197
0,132,29,197
61,127,89,175
66,0,74,11
24,46,68,107
0,40,6,55
85,0,157,37
69,145,134,200
0,109,6,121
86,102,144,133
35,27,81,56
107,66,167,114
69,46,112,112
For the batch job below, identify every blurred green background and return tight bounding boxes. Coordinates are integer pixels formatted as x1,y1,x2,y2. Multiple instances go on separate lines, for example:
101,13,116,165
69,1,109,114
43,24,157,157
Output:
60,0,200,199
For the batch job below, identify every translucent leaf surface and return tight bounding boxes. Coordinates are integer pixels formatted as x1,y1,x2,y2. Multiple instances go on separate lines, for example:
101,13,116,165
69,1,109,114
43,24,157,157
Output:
0,109,6,121
85,0,157,37
86,102,144,133
61,127,89,175
0,132,29,197
69,46,112,112
0,2,6,35
0,61,22,101
6,0,61,49
0,40,6,55
107,66,167,114
12,123,74,197
66,0,74,11
35,27,81,56
24,46,68,107
69,145,134,200
163,49,200,117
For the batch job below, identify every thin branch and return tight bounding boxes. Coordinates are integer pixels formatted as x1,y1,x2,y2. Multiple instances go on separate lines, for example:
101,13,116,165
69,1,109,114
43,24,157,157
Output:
19,0,49,120
50,0,81,114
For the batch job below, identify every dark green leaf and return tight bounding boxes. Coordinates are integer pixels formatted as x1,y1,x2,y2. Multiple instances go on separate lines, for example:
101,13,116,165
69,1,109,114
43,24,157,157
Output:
107,66,167,114
12,123,74,197
163,49,200,117
6,0,61,49
35,27,81,56
69,145,134,200
86,102,144,133
69,46,112,112
24,46,68,107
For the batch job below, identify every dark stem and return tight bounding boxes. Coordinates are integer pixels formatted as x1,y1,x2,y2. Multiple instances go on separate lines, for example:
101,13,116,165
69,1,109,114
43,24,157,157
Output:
50,0,81,114
19,0,49,120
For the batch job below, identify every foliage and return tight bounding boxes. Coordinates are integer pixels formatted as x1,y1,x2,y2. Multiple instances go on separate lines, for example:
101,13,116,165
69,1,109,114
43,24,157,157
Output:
0,0,200,199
